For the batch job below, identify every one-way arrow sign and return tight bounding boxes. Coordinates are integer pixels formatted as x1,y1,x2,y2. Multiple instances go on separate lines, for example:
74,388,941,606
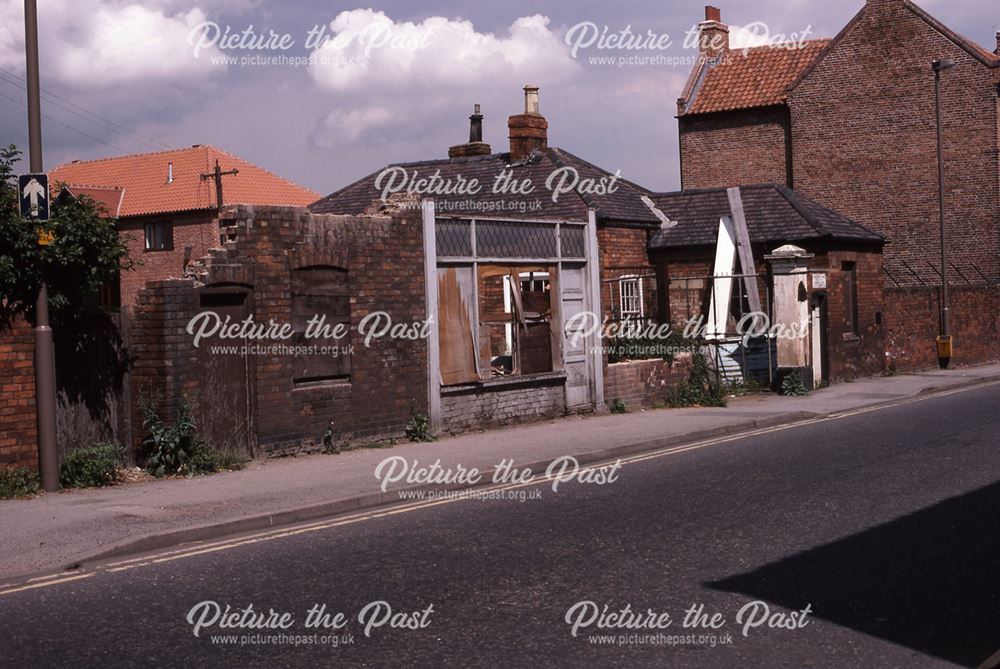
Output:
19,173,49,221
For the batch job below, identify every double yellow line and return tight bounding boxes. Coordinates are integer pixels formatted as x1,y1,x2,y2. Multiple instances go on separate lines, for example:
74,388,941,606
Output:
1,379,996,598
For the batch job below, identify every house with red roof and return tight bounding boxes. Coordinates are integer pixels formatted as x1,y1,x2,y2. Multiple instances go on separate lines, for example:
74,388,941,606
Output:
51,144,319,308
677,1,1000,372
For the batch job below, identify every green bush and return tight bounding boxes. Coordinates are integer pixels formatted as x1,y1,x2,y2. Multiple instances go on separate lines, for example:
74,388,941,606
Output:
669,352,727,408
405,412,435,443
0,466,40,498
59,442,123,488
140,395,238,477
610,398,628,414
780,371,810,397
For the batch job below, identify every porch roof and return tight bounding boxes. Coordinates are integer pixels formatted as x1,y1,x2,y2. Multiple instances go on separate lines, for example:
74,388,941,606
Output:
648,184,884,250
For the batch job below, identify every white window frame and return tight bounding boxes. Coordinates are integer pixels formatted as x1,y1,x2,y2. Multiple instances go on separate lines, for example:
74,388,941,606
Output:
618,276,644,320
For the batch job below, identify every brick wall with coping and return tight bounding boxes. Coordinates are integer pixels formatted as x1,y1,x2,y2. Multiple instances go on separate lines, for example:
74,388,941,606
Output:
440,375,566,434
0,316,37,469
604,354,694,410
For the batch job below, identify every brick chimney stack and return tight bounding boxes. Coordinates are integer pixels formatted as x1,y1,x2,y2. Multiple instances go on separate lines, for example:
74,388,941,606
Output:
448,104,492,159
508,85,548,161
698,6,729,56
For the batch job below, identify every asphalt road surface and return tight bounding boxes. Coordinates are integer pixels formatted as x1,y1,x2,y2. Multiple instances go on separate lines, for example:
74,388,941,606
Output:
2,383,999,668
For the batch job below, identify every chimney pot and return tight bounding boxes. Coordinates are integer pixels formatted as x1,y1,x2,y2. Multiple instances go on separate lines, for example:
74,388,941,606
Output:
705,5,721,22
995,31,999,55
523,85,540,115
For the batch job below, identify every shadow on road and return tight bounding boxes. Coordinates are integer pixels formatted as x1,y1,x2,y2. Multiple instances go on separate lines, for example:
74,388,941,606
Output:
708,481,1000,667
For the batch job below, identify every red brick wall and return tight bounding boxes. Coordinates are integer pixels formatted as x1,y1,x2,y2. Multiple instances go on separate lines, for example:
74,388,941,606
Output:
885,285,1000,371
679,106,791,189
0,317,37,469
129,205,428,455
818,249,886,381
788,1,1000,287
598,226,658,320
119,212,219,309
604,354,694,410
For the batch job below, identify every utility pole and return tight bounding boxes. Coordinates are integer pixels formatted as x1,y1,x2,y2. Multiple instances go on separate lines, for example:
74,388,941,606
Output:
200,159,239,209
932,58,955,370
24,0,58,491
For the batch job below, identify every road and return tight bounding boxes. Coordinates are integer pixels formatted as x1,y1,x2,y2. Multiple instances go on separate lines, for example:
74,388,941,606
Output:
1,383,999,668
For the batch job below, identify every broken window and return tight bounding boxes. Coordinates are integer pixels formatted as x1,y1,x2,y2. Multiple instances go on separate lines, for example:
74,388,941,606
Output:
435,217,583,386
478,266,556,377
291,266,351,385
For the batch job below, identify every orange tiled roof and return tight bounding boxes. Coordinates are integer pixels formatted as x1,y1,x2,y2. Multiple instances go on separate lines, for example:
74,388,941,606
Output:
50,145,320,218
681,40,831,116
58,185,125,218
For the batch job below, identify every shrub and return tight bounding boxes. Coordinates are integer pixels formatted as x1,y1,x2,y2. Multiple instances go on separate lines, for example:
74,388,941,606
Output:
59,442,123,488
405,412,435,443
610,398,628,414
780,371,810,397
669,352,727,408
139,395,236,477
0,466,40,498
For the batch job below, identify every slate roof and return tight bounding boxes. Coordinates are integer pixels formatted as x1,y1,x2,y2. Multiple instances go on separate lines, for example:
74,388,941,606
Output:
679,40,830,116
648,185,884,249
309,148,660,226
50,145,319,218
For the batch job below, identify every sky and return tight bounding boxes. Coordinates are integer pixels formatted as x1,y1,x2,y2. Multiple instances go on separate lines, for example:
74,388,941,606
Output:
0,0,997,196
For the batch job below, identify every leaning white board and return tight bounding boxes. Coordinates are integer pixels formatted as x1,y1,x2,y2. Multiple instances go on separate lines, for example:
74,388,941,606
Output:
706,216,737,340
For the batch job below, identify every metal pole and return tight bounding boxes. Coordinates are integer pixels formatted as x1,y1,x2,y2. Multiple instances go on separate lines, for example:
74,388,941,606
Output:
25,0,59,491
934,66,950,339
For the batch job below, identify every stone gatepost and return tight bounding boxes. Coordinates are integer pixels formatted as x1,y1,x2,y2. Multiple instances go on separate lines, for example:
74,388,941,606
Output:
766,245,813,379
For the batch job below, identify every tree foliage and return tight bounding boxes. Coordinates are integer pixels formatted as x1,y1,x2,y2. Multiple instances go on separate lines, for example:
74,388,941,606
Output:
0,144,133,330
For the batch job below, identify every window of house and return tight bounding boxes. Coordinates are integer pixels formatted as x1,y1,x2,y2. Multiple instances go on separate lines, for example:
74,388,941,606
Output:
842,261,859,336
144,221,173,251
619,276,643,319
291,266,351,385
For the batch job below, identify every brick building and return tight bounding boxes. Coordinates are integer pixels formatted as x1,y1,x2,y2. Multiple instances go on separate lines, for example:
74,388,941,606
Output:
677,2,1000,368
312,86,676,423
50,145,319,308
649,184,886,382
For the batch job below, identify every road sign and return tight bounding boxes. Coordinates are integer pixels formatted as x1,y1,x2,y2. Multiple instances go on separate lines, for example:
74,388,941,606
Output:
19,173,49,221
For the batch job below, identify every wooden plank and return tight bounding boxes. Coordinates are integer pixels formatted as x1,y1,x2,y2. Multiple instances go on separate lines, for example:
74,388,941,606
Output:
707,217,737,339
726,186,763,314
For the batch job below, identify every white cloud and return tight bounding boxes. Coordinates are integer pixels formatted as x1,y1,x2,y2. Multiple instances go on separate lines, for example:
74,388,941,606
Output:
311,106,395,146
0,0,224,83
309,10,578,92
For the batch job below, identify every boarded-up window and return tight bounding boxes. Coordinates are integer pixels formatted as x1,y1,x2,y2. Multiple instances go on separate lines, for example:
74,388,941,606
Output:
437,267,478,385
291,266,351,384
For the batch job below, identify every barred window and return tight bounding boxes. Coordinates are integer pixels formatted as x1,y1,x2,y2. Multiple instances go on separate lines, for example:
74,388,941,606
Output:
619,277,643,319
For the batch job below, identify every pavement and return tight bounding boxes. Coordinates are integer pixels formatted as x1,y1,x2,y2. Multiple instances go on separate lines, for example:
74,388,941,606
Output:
2,362,999,583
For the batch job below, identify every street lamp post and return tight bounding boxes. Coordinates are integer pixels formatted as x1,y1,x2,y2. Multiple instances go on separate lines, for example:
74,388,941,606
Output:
932,58,955,370
24,0,59,491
